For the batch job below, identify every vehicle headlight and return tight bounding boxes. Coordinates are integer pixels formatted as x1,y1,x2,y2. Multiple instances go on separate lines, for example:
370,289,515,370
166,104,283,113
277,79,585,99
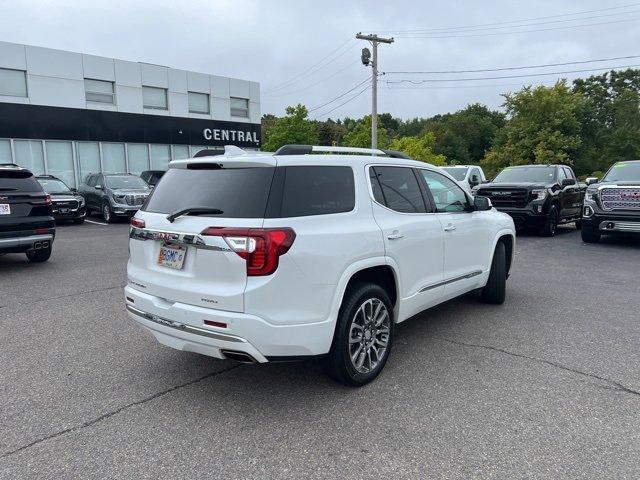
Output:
78,196,85,206
585,189,598,202
112,193,124,203
531,188,548,201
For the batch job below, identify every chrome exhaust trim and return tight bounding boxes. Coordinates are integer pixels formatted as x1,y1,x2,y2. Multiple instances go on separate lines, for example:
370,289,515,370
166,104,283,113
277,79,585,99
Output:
220,350,257,363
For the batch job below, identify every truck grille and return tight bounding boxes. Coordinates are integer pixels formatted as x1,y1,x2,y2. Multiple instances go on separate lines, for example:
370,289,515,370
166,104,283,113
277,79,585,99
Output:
476,188,529,208
125,194,146,206
601,188,640,211
54,200,79,209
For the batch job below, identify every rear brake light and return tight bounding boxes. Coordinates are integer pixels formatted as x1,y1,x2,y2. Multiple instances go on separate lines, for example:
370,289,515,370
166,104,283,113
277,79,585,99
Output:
34,228,49,234
130,217,145,228
200,227,296,276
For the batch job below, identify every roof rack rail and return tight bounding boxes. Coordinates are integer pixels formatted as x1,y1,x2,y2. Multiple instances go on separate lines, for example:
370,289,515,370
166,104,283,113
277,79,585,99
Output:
274,144,412,159
193,145,248,158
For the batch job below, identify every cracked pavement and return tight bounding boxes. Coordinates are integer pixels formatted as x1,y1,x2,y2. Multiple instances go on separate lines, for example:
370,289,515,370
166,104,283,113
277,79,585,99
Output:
1,222,639,479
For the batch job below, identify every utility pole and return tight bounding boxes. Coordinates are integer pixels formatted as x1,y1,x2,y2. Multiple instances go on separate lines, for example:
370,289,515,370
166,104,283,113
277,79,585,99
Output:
356,33,394,150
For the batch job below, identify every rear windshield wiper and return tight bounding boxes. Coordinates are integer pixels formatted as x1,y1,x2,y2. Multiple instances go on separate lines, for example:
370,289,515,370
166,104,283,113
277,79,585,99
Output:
166,207,224,223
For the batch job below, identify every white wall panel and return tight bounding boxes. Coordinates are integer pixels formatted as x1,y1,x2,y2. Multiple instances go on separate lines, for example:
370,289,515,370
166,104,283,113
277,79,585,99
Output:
211,97,231,121
168,68,187,93
187,71,210,93
140,63,168,88
249,101,261,124
169,92,188,117
115,85,143,113
249,81,260,102
26,46,83,79
27,76,85,108
114,60,141,87
229,78,250,99
82,54,115,81
0,41,26,70
211,75,230,98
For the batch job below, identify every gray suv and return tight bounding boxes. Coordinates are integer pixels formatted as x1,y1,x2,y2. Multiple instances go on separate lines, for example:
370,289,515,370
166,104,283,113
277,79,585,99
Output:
79,173,150,223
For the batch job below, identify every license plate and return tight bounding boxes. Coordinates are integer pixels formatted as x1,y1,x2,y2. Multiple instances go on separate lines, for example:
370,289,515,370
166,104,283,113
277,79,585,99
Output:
157,244,186,270
59,208,69,214
0,204,10,215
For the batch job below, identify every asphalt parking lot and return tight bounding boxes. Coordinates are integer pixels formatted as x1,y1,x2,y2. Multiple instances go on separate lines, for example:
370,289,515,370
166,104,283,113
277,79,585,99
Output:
1,221,639,479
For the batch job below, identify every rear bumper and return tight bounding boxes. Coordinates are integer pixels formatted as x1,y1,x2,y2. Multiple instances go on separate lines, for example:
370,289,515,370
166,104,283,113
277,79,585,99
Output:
0,231,54,253
124,285,334,362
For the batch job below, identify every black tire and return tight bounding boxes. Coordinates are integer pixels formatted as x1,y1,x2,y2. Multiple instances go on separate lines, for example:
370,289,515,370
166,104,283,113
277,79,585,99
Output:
581,229,601,243
481,241,506,304
102,203,113,223
540,205,558,237
26,245,52,263
324,283,394,387
575,220,582,230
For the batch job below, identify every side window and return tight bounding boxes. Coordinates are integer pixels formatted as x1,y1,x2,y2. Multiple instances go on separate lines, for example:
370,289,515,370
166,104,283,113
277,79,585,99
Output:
558,168,567,180
370,166,426,213
280,166,355,217
420,169,470,213
369,168,386,205
563,167,576,183
86,174,96,187
95,175,103,188
469,168,481,184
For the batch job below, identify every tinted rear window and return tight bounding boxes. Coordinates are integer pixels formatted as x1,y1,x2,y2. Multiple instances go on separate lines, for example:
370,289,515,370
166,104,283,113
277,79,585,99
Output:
371,166,427,213
143,167,276,218
0,170,42,192
279,166,354,217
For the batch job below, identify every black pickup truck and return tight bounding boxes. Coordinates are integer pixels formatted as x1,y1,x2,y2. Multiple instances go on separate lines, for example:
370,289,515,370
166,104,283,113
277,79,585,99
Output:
581,160,640,243
0,164,55,262
474,164,585,236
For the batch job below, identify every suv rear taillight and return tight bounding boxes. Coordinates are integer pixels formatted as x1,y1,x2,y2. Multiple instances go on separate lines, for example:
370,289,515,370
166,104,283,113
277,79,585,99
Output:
200,227,296,276
130,217,145,228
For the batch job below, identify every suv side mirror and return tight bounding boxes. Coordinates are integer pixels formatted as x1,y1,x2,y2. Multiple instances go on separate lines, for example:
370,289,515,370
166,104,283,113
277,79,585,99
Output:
585,177,599,185
561,178,575,187
469,174,480,186
474,196,492,211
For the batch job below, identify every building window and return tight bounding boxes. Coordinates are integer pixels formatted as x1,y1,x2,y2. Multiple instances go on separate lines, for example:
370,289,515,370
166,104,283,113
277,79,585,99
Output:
102,143,126,173
127,144,150,175
13,140,44,175
0,68,27,97
77,142,100,180
84,79,115,105
171,145,190,160
142,86,168,110
188,92,210,114
0,139,11,163
150,144,171,170
230,97,249,118
45,141,75,187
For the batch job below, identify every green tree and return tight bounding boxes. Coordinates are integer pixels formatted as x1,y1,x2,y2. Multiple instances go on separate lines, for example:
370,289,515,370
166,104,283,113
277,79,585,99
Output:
342,115,390,149
316,118,347,146
262,104,318,152
483,82,584,177
390,132,446,165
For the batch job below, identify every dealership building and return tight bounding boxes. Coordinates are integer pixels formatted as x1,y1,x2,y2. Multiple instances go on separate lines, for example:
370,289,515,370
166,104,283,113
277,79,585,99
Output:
0,41,261,187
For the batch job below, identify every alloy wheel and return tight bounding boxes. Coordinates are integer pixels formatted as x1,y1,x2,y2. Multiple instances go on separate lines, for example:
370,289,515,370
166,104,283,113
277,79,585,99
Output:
103,205,111,222
348,298,390,374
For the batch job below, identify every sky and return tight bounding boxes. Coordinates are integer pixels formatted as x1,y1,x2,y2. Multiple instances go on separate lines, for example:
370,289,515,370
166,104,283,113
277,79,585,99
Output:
1,0,639,121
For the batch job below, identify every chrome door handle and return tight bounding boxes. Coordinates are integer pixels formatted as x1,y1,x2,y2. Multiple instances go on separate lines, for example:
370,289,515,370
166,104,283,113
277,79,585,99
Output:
444,225,456,232
387,231,404,240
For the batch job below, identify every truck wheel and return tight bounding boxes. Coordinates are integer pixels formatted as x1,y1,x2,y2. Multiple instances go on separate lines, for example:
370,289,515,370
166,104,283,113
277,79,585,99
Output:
481,241,506,304
324,283,394,387
26,244,52,263
540,205,558,237
102,203,113,223
581,229,601,243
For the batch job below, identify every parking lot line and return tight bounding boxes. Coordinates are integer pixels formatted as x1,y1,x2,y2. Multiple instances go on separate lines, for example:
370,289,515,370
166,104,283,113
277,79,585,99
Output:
85,219,109,226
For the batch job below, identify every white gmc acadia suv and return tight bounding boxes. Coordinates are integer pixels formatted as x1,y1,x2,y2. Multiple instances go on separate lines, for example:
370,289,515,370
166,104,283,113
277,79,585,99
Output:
125,145,515,386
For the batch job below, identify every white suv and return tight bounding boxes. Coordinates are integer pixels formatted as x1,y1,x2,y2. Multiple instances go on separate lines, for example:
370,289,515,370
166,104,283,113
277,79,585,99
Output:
125,145,515,385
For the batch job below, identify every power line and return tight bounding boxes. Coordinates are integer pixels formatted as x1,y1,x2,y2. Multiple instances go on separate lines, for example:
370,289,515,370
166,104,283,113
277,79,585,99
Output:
384,54,640,75
263,38,357,94
385,8,640,35
375,2,640,33
312,84,371,119
394,16,640,39
266,62,357,99
308,77,371,112
384,64,640,84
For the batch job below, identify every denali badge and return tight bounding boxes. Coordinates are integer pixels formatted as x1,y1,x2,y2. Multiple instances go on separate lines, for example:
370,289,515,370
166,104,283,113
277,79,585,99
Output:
493,191,511,196
621,191,640,200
